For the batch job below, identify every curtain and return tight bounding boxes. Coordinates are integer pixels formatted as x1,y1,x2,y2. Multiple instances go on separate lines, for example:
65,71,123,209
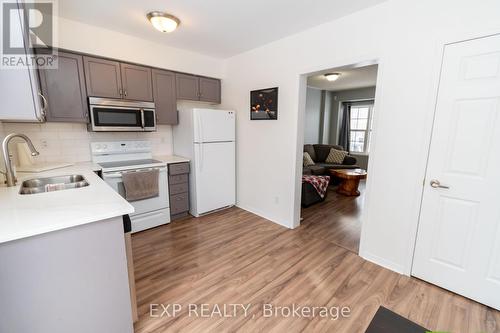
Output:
338,102,351,152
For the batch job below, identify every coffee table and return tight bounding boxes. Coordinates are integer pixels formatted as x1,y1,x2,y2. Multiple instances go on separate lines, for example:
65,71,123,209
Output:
329,168,367,196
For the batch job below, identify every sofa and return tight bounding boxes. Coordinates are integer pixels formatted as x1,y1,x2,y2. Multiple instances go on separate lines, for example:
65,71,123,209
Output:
301,180,326,207
303,144,358,176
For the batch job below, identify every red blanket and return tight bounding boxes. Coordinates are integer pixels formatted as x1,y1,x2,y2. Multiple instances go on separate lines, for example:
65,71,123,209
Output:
302,175,330,199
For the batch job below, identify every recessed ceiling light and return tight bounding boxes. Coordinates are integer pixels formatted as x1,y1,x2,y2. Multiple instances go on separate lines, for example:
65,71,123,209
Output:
147,11,180,33
324,73,341,81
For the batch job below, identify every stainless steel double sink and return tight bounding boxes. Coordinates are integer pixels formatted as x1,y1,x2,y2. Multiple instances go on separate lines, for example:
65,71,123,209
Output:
19,175,89,195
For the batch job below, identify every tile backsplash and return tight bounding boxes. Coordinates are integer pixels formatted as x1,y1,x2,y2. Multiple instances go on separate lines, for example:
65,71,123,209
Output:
1,122,173,165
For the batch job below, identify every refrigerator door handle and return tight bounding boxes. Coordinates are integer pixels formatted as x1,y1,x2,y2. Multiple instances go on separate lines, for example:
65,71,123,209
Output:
195,112,204,171
194,110,200,143
200,143,204,172
196,143,203,172
197,112,204,143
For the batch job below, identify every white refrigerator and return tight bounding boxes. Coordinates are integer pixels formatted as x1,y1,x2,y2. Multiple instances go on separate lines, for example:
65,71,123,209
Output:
173,108,236,217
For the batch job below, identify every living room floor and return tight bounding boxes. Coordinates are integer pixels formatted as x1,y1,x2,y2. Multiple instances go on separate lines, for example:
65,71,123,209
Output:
301,181,365,253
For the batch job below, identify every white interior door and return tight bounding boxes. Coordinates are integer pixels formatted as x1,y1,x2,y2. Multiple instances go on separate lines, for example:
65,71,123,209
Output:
193,142,235,216
412,34,500,310
193,109,235,143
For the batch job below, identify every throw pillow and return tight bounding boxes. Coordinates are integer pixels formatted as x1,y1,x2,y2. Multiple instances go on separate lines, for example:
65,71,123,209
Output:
325,148,348,164
303,152,315,167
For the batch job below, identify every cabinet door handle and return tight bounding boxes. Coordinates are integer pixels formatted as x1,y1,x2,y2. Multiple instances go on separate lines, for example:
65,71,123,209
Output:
38,92,47,121
119,88,123,96
124,90,128,97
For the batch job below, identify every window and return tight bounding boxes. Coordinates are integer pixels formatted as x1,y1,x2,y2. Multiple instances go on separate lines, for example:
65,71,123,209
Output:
349,102,374,153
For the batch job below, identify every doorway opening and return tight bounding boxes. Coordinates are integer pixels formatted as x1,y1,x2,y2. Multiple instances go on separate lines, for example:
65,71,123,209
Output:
298,63,379,254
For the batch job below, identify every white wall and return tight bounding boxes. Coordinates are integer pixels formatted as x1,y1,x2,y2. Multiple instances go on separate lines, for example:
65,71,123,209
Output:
56,17,225,78
303,87,322,144
221,0,500,274
321,93,332,144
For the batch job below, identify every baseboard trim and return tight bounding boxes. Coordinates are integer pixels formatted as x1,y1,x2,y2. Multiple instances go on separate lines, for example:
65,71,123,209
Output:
235,203,292,229
360,251,407,276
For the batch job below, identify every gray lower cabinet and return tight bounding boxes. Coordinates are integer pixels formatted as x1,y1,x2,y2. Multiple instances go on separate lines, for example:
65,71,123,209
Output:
120,63,153,101
176,73,221,103
168,162,190,220
83,56,122,99
199,77,221,103
152,69,177,124
39,52,88,122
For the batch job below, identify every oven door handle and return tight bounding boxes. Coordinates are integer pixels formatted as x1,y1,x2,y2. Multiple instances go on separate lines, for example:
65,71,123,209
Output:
140,109,145,129
102,172,123,179
130,167,165,173
103,167,166,179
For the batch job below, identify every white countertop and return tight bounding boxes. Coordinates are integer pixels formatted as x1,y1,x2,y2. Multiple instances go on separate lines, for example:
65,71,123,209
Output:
0,162,133,244
0,155,190,245
154,155,190,164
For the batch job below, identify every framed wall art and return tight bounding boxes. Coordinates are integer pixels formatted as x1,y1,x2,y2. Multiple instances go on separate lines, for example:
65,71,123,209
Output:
250,87,278,120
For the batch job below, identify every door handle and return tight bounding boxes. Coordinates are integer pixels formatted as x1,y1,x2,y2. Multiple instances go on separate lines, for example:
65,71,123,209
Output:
430,179,450,189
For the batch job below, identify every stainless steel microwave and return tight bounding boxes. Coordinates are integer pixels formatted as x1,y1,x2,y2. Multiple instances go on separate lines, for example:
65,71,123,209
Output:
88,97,156,132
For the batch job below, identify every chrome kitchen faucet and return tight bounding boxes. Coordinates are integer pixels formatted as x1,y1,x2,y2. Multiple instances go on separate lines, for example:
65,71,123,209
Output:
1,133,40,187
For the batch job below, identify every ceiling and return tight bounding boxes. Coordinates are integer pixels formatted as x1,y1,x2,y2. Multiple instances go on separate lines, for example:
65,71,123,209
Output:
58,0,388,59
307,64,378,91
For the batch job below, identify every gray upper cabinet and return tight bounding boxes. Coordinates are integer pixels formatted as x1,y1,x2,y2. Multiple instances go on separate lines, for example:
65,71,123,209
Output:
152,69,177,125
199,77,221,103
83,57,153,101
39,52,88,123
176,73,221,103
35,50,222,123
176,73,199,101
120,63,153,101
83,56,122,99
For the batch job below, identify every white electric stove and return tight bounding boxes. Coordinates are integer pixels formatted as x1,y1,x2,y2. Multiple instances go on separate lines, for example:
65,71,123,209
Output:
91,140,170,233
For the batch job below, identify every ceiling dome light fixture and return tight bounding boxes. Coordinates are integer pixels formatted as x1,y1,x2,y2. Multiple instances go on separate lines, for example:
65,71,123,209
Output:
147,11,180,33
324,73,341,81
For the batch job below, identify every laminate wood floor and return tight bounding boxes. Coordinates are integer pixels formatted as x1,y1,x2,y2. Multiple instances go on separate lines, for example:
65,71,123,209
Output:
301,182,365,253
132,205,500,333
